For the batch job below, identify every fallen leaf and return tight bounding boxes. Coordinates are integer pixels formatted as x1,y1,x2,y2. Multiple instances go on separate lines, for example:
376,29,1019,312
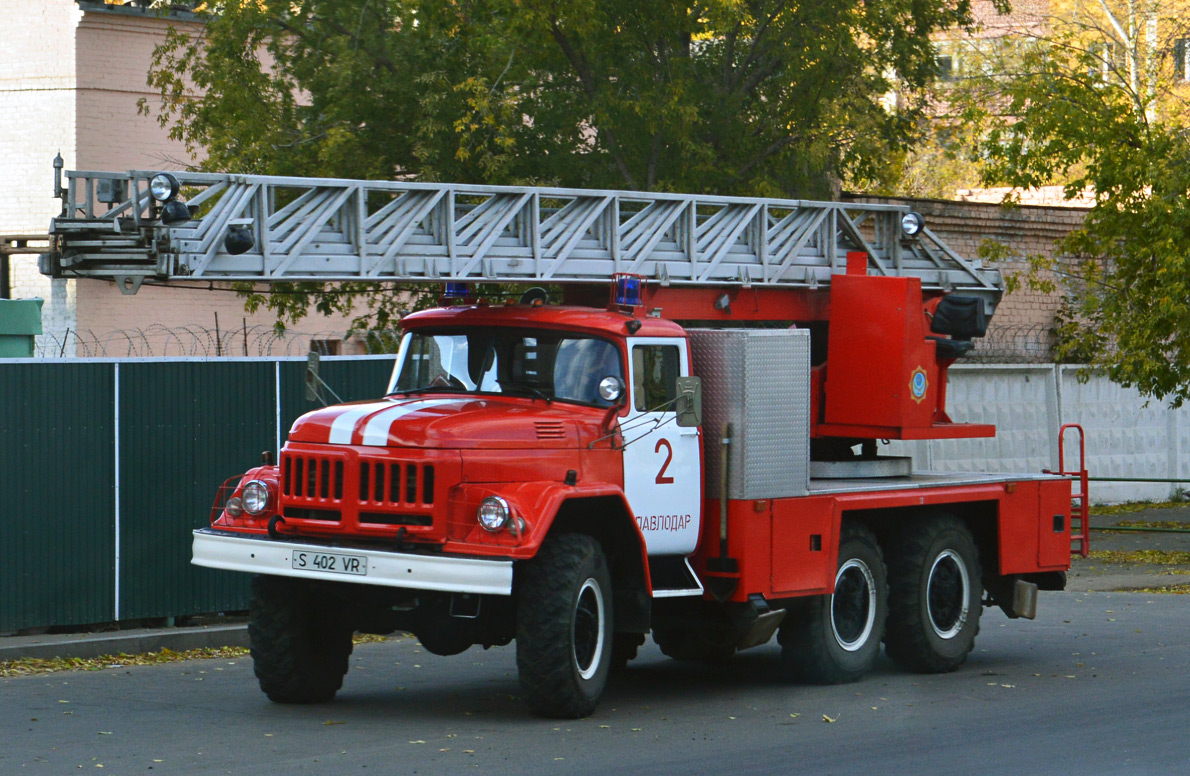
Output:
324,721,346,726
822,715,836,723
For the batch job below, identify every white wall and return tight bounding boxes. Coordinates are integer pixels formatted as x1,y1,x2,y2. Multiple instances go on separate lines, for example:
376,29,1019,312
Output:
0,0,83,345
889,365,1189,505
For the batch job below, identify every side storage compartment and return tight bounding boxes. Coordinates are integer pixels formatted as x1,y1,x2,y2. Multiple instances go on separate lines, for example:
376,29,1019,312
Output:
688,328,812,500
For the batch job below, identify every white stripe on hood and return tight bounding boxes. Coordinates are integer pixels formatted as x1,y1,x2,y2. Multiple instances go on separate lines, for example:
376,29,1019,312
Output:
359,398,462,446
325,401,396,445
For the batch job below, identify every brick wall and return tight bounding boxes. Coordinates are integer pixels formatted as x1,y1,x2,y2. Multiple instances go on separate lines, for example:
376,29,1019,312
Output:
72,279,366,357
0,0,84,345
846,194,1087,331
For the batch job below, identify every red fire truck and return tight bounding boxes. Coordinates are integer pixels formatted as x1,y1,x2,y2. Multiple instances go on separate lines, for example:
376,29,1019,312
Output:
45,169,1085,718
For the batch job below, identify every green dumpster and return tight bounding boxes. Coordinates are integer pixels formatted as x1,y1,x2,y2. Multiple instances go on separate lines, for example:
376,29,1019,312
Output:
0,298,43,357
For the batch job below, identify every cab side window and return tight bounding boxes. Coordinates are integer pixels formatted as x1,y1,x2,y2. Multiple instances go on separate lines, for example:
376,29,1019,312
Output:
632,345,681,412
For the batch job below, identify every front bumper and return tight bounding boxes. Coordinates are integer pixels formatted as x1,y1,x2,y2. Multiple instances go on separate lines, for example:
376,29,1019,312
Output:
191,528,513,595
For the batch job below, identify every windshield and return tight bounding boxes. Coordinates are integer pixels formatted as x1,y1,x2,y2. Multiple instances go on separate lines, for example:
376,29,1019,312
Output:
387,327,624,407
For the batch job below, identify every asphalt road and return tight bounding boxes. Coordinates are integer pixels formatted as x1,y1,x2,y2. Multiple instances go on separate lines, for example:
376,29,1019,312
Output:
2,591,1187,776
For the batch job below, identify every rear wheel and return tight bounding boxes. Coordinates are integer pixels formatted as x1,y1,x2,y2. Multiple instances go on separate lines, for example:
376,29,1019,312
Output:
885,515,982,673
249,576,354,703
779,523,887,684
516,534,613,718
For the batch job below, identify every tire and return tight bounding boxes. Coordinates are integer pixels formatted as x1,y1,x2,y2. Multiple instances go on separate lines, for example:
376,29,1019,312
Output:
610,633,645,673
885,515,982,673
516,534,614,718
249,575,354,704
779,523,888,684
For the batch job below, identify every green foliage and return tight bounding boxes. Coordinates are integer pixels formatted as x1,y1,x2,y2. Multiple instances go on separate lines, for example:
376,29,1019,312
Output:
959,17,1190,406
143,0,976,330
854,120,985,199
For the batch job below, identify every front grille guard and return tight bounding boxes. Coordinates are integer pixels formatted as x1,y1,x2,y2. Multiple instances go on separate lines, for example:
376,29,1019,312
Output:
209,475,244,524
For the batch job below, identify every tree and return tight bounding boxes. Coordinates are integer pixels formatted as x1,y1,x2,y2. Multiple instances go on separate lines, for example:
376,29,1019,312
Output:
956,1,1190,405
143,0,978,331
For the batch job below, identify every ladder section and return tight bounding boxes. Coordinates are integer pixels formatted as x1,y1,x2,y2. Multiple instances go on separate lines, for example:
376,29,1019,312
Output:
46,170,1003,309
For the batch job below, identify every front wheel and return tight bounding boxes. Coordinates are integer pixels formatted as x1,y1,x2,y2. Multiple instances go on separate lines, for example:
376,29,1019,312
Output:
249,576,354,703
778,523,888,684
516,534,614,718
885,515,982,673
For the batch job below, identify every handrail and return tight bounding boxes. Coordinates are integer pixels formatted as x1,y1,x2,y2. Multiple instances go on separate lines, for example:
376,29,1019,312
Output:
1047,423,1090,558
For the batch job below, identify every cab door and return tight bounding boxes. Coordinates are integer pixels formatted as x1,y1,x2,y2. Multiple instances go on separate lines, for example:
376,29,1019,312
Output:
621,338,702,555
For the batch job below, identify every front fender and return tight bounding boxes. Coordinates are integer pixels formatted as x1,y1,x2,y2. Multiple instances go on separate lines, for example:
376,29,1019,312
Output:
446,482,651,587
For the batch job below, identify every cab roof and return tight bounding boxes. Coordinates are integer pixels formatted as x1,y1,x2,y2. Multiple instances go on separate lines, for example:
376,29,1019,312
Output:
401,303,686,339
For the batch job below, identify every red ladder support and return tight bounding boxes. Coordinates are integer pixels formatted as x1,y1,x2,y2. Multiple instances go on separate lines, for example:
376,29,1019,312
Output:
1049,423,1090,558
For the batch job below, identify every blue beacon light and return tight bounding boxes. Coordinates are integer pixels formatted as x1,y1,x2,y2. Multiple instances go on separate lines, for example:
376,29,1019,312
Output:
613,274,643,307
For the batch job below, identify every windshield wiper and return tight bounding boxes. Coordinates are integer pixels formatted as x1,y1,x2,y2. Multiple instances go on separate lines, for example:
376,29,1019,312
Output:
388,385,466,397
497,380,551,402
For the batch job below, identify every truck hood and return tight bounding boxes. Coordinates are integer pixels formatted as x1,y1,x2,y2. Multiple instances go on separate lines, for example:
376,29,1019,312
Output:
287,395,587,449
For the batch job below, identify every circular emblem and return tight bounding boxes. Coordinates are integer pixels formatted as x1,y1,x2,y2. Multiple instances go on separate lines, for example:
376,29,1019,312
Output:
909,367,928,404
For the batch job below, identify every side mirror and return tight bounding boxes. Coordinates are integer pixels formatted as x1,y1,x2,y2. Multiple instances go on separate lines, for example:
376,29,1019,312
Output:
675,376,702,427
305,350,345,406
598,375,625,404
305,351,323,403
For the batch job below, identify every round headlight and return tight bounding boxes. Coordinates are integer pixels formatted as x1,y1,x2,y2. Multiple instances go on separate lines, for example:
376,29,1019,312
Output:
477,496,511,532
225,496,244,517
241,480,271,516
901,211,924,238
149,173,180,203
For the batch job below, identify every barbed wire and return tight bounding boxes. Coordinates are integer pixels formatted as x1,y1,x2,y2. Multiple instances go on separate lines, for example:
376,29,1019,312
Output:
967,323,1056,364
31,322,1059,362
33,324,403,359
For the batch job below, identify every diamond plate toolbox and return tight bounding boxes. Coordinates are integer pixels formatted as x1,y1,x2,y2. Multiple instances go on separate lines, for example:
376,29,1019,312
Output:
688,328,811,499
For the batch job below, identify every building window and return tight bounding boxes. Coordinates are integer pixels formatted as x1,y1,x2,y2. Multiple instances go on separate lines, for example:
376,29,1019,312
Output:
1175,39,1190,82
936,55,955,81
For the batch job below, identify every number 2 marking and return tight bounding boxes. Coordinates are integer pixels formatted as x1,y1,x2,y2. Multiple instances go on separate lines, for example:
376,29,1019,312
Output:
655,438,675,484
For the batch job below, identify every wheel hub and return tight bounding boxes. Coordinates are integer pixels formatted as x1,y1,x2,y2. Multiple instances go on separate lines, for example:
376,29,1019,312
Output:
573,577,606,680
927,549,970,639
831,559,876,651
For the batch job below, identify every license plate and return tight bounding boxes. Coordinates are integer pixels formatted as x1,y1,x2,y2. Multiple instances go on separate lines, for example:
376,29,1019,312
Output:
291,550,367,576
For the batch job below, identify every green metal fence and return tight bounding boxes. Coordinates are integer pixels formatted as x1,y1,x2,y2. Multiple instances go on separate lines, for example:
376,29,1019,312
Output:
0,355,395,632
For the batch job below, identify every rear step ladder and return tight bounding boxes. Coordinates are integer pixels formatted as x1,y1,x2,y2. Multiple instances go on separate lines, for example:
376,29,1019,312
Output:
1049,423,1090,558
